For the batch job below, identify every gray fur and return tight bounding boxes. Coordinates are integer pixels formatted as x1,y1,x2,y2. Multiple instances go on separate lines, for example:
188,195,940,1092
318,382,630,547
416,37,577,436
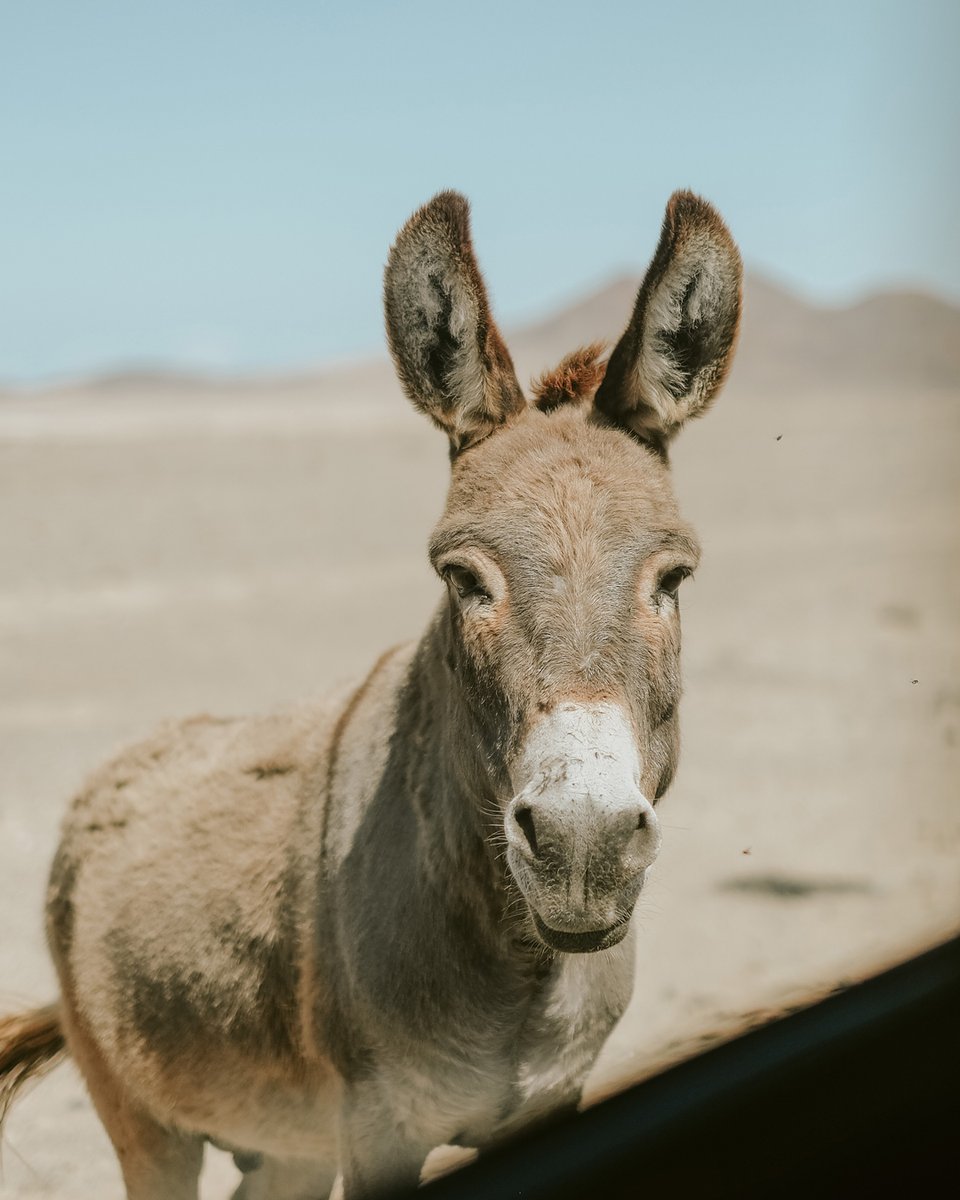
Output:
1,190,741,1199
384,191,526,453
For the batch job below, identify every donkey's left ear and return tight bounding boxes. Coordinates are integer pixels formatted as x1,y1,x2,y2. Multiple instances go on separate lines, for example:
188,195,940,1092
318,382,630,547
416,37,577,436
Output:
384,191,526,454
595,191,742,450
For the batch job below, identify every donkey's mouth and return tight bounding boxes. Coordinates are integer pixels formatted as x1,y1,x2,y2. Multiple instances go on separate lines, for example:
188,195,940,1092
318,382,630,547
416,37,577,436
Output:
531,910,631,954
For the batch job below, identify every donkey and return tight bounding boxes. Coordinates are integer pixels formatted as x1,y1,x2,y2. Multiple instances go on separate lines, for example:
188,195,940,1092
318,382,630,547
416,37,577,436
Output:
0,189,740,1199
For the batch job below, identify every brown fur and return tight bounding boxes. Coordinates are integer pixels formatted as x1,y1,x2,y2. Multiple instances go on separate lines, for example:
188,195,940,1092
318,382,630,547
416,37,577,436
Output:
0,189,741,1200
531,342,609,411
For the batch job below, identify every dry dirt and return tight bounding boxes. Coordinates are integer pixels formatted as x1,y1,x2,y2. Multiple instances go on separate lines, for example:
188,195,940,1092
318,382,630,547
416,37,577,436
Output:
1,279,958,1195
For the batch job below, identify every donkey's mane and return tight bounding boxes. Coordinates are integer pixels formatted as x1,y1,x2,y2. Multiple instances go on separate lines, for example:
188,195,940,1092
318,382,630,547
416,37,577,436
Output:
530,342,608,412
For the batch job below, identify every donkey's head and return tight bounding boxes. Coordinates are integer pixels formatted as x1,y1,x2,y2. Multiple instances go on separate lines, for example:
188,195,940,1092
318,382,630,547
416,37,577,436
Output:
385,191,741,953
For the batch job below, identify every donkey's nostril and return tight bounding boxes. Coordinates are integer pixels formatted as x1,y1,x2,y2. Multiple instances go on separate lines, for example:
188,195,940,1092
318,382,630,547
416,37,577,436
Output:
636,810,648,832
514,804,539,858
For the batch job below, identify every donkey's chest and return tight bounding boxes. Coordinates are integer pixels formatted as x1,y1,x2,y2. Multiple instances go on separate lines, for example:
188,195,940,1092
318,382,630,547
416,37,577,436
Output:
509,936,635,1119
391,935,636,1148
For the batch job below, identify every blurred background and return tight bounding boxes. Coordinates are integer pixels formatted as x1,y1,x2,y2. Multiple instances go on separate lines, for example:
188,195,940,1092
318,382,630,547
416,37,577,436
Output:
3,0,959,383
1,2,958,1196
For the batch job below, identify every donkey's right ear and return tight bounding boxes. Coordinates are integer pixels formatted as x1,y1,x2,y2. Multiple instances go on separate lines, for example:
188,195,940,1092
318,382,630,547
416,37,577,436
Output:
384,191,526,454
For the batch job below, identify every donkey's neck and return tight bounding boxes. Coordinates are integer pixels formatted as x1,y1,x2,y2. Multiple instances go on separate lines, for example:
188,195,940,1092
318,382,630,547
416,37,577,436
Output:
320,608,550,1046
397,609,516,935
320,608,564,1080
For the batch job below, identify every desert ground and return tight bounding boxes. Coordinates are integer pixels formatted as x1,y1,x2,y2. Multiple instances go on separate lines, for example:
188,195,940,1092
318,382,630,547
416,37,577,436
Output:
1,276,958,1196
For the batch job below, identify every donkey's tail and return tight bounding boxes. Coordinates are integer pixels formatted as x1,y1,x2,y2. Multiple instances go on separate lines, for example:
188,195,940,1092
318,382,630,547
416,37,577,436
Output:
0,1004,66,1139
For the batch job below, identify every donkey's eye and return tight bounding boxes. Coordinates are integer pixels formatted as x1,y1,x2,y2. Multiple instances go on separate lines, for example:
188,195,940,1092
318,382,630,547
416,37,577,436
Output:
445,565,491,602
656,566,690,599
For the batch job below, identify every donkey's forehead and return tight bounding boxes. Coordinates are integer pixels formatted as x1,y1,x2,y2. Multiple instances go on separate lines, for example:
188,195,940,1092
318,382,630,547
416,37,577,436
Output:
432,405,698,563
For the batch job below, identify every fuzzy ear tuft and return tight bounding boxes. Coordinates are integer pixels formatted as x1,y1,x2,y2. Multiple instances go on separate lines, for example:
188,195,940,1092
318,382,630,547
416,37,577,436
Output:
384,191,526,454
531,342,608,412
594,191,742,451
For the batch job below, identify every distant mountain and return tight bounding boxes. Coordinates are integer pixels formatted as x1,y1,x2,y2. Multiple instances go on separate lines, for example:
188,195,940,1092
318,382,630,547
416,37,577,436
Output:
5,275,957,400
508,275,641,373
508,273,960,392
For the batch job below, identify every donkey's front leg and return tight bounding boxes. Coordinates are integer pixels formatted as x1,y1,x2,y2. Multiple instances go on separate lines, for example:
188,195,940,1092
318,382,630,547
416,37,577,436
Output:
338,1085,431,1199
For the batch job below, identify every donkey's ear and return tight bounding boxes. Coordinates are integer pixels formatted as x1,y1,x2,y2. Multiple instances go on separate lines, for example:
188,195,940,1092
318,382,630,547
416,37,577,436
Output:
595,190,742,451
384,191,526,454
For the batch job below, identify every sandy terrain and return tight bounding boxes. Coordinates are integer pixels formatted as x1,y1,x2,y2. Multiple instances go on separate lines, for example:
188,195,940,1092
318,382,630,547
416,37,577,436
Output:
1,277,958,1196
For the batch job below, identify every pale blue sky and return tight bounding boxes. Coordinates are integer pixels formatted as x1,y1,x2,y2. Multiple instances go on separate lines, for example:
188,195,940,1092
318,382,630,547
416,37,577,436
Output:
2,0,957,383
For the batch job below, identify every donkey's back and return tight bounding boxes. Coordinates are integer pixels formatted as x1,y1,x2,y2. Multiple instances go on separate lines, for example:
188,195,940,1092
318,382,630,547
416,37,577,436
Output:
47,701,344,1152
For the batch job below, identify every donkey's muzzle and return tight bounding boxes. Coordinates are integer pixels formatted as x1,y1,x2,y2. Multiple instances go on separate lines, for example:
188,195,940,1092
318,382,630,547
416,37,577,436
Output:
504,787,661,951
506,792,658,871
504,701,661,951
531,909,632,954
